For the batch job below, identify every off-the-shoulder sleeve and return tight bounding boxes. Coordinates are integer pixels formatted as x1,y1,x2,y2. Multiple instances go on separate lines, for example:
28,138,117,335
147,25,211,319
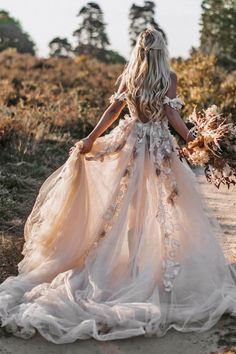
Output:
163,95,185,111
109,91,127,104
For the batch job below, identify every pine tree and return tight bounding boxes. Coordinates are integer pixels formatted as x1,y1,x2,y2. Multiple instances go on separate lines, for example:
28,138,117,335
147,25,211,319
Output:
128,1,167,48
0,10,35,55
73,2,110,50
49,37,72,58
200,0,236,70
72,2,125,64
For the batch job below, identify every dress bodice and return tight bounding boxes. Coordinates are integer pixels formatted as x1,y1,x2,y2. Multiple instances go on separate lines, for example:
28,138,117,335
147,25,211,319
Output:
109,91,185,125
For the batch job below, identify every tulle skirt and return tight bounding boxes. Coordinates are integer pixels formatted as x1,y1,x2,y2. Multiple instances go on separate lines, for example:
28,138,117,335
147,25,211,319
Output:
0,114,235,343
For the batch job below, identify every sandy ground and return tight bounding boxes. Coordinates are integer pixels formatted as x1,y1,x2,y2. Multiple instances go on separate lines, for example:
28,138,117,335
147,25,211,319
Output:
0,167,236,354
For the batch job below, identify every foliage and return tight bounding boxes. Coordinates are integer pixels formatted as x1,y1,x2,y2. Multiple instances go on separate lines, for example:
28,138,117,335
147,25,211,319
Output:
200,0,236,71
74,44,126,64
0,10,21,27
49,37,72,58
171,52,236,124
102,49,126,64
73,2,110,49
0,10,35,55
128,1,167,48
0,48,122,148
72,2,125,64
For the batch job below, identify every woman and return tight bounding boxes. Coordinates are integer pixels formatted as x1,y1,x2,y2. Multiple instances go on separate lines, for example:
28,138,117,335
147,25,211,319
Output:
0,28,235,343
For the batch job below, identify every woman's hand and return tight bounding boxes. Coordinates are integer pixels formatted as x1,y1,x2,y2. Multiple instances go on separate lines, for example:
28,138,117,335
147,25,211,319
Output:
69,136,94,156
79,136,94,154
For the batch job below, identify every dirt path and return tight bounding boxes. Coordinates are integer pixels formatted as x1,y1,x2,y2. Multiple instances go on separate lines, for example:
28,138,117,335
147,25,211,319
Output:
0,167,235,354
196,168,236,264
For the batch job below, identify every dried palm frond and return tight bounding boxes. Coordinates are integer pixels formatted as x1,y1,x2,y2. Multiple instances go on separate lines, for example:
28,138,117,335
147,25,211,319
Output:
177,105,236,189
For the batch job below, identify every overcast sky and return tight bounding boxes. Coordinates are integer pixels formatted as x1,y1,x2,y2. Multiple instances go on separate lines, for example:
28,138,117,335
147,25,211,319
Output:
0,0,202,59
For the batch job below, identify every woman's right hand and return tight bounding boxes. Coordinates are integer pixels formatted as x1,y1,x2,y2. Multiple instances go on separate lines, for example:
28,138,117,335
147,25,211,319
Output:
79,136,94,154
69,136,94,156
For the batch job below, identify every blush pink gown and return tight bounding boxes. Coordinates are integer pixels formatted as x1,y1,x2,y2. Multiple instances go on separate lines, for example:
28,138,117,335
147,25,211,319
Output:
0,92,235,343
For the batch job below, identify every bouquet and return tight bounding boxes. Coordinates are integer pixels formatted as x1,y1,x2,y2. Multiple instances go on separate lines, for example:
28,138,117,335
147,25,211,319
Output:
178,105,236,189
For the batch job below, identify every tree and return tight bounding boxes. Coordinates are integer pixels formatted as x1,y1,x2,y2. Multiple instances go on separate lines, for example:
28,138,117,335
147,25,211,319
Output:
128,1,167,48
200,0,236,70
0,10,35,55
73,2,110,50
49,37,72,58
73,2,125,64
74,44,126,64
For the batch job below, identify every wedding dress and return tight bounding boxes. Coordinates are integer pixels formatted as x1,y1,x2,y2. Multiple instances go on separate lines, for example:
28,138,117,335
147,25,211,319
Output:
0,90,235,344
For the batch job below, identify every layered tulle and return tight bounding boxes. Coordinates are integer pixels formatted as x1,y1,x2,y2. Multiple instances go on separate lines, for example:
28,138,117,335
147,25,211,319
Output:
0,114,235,343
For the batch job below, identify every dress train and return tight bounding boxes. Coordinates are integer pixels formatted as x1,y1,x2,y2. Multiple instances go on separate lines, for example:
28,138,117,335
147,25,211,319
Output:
0,109,235,343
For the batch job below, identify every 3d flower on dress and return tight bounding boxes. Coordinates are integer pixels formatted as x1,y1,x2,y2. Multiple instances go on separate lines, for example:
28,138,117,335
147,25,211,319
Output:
84,91,183,291
109,91,127,104
163,95,185,111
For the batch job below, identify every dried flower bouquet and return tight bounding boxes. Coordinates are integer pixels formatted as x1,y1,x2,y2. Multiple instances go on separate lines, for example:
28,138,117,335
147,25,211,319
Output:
177,105,236,189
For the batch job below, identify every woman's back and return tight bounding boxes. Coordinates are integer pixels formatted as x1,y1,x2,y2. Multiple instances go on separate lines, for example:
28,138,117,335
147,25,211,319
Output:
127,71,180,124
110,71,184,126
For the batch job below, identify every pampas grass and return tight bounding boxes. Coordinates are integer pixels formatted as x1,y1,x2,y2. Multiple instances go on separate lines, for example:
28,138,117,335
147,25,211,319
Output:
178,105,236,189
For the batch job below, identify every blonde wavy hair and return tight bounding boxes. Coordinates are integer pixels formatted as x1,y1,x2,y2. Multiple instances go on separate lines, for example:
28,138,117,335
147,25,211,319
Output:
118,27,171,120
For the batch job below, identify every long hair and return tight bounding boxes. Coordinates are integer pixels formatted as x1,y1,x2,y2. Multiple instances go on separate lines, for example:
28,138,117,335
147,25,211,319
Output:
118,27,171,120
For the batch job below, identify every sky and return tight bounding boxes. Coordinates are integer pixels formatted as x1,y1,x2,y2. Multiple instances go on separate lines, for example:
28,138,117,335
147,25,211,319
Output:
0,0,202,59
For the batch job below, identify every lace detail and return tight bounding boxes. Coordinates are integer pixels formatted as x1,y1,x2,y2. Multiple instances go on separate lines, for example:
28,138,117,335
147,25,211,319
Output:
163,95,184,111
79,117,181,286
82,145,137,267
141,120,180,291
78,106,181,291
131,119,181,291
157,152,181,292
156,195,181,292
84,114,136,162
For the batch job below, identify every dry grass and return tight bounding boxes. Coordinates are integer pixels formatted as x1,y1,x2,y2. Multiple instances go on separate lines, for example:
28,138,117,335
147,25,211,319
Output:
0,49,123,281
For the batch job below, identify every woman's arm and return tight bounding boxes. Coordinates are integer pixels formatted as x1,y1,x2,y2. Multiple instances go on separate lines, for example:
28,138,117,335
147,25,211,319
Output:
77,78,127,154
88,99,126,143
164,72,194,143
